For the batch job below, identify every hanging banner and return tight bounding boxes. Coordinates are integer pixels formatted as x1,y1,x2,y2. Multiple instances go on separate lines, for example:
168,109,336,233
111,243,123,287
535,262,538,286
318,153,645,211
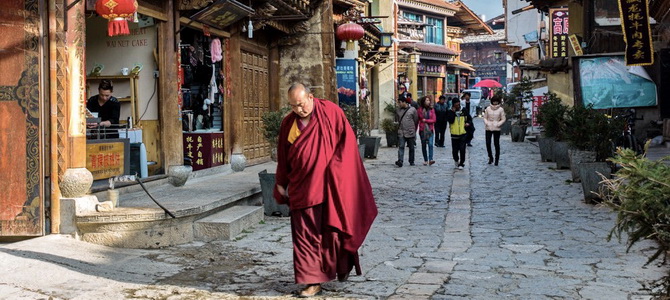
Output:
618,0,654,66
549,8,569,58
335,59,358,106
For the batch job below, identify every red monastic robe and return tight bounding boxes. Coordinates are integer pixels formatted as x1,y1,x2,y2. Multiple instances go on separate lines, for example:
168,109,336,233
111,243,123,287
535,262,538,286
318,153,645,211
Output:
274,98,378,283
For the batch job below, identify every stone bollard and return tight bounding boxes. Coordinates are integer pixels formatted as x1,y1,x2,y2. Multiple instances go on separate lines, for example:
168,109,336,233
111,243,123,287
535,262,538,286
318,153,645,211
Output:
231,153,246,172
168,165,192,187
59,168,93,198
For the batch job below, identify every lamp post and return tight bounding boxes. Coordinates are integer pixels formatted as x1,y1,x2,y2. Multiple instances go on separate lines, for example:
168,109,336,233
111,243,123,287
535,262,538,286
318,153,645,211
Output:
380,32,393,47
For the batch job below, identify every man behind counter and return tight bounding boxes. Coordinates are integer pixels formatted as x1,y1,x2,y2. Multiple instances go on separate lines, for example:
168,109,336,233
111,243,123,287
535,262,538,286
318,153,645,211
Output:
87,79,120,139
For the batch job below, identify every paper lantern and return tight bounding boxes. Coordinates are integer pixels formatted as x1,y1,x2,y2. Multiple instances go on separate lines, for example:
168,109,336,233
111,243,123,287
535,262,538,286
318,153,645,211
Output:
95,0,138,36
336,22,365,42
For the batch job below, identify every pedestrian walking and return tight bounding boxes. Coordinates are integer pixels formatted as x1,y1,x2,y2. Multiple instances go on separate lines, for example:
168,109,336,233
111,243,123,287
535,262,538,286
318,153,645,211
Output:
483,95,506,166
274,83,378,297
434,95,448,147
447,99,472,170
462,92,475,147
395,96,418,167
418,96,436,166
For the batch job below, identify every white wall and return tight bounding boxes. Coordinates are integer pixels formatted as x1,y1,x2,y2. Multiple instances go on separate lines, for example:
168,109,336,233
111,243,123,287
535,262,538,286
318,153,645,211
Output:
86,17,159,121
373,0,396,128
505,0,541,50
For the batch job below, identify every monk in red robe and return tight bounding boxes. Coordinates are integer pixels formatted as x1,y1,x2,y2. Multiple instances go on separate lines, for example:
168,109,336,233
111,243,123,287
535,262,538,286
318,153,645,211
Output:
274,83,378,297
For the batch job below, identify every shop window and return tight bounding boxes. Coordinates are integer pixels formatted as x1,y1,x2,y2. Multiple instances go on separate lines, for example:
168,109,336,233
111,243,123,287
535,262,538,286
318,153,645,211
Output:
425,17,444,45
403,12,422,22
594,0,620,26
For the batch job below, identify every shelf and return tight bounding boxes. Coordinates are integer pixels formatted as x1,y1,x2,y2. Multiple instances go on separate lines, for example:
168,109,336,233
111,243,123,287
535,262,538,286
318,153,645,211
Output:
88,74,139,80
117,97,131,102
86,75,140,127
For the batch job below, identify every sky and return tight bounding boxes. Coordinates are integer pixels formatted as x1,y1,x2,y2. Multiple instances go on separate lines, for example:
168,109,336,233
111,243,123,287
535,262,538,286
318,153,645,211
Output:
460,0,504,22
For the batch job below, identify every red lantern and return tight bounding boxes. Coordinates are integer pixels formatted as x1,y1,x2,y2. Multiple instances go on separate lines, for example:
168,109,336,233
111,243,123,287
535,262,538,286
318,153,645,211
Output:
336,22,365,41
95,0,138,36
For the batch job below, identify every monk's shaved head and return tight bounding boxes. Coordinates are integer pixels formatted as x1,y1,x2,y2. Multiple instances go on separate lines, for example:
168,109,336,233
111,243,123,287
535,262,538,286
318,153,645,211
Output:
288,83,315,119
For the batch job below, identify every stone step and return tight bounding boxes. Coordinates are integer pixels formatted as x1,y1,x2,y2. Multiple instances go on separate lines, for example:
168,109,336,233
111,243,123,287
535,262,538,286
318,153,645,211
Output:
194,206,264,242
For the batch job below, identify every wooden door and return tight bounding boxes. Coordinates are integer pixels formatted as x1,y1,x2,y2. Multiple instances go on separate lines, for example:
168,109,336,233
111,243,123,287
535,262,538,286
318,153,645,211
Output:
0,0,45,236
241,48,270,161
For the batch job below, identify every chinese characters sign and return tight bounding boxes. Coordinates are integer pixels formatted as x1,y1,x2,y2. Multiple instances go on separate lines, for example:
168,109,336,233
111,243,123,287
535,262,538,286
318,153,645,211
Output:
336,59,358,106
417,64,446,77
618,0,654,66
86,141,128,180
183,132,225,171
550,8,569,58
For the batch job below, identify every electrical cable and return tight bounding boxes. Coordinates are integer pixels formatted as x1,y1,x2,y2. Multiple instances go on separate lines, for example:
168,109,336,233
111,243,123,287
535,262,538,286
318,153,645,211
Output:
139,75,157,121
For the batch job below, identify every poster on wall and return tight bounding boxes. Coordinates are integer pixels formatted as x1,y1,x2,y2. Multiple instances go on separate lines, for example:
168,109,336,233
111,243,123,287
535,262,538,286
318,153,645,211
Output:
336,59,358,106
579,56,657,109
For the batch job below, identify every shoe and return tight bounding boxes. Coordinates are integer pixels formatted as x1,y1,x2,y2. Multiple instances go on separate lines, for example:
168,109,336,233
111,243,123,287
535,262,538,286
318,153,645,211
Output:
423,161,428,166
458,165,464,170
409,162,415,166
395,160,403,168
337,272,350,282
429,160,435,166
298,284,322,298
488,157,493,164
467,143,473,147
495,160,499,166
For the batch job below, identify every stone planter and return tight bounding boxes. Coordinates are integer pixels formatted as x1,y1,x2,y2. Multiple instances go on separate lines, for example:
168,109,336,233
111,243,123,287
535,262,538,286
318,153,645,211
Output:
359,136,381,158
358,144,366,160
537,136,555,162
511,124,526,142
258,170,289,217
578,162,611,203
500,119,512,135
385,132,399,147
568,150,597,182
553,141,571,169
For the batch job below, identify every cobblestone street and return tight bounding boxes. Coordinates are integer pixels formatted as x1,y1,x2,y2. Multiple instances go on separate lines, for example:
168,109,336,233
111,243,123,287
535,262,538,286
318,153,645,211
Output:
141,118,668,299
1,119,667,299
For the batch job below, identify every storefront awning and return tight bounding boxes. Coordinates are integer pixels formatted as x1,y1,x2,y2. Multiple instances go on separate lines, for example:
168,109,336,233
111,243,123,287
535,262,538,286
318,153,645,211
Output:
414,42,458,56
448,60,475,71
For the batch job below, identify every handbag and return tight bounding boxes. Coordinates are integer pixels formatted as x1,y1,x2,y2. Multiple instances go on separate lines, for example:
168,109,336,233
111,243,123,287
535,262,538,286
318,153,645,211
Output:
421,123,433,141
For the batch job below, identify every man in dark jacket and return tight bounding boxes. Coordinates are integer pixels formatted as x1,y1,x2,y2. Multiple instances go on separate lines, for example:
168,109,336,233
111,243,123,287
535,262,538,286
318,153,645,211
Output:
395,97,419,167
434,95,448,147
462,92,475,147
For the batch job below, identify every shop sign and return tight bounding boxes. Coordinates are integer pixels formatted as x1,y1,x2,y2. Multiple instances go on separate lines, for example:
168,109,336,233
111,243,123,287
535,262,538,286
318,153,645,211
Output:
192,0,253,30
618,0,654,66
549,8,569,58
184,132,225,171
336,59,358,106
417,64,445,77
532,95,545,126
568,34,583,56
86,141,128,180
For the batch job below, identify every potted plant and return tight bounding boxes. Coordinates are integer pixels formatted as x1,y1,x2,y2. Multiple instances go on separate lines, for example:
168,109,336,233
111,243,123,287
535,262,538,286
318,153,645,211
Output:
576,112,623,202
600,148,670,295
341,103,380,159
506,77,534,142
536,92,568,165
564,103,597,182
380,101,399,147
258,106,291,217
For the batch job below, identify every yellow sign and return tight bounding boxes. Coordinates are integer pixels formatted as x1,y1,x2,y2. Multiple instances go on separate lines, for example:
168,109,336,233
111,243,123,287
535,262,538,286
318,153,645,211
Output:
568,34,583,56
86,142,125,180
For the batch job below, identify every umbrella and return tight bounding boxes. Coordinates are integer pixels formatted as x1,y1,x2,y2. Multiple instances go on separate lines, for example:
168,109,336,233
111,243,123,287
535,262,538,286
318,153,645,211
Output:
473,79,502,88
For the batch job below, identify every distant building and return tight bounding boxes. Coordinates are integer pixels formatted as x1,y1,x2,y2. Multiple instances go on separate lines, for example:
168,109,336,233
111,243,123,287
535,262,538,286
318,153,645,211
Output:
461,14,508,87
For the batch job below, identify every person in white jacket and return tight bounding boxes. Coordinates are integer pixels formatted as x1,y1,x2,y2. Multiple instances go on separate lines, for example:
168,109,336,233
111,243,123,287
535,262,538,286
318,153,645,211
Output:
483,95,506,166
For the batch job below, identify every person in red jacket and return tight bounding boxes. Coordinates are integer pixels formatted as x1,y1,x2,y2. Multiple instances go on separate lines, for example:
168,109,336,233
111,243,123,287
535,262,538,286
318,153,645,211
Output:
417,96,436,165
274,83,378,297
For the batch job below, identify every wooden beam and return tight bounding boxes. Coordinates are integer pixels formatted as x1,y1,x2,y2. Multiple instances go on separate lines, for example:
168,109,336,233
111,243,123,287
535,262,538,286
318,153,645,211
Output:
138,6,168,21
179,17,231,37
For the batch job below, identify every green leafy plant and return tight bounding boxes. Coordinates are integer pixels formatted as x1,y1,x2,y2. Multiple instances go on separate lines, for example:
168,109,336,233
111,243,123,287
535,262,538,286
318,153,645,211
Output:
536,92,568,141
341,103,370,139
601,147,670,296
380,117,399,133
591,112,624,161
507,77,535,125
564,104,596,151
261,106,291,148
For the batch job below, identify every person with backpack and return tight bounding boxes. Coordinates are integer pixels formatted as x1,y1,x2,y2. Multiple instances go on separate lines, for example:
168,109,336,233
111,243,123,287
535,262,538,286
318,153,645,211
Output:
446,99,473,170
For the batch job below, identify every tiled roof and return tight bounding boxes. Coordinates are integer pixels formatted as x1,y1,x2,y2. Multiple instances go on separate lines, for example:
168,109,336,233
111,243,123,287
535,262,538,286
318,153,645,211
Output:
413,0,458,10
462,29,505,44
415,42,458,55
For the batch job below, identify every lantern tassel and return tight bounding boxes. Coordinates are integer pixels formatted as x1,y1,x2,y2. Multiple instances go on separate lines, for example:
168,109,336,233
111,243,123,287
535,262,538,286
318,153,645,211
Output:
108,19,130,36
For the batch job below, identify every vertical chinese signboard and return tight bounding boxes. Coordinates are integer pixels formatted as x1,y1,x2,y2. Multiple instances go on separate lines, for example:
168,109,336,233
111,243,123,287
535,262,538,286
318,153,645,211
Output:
618,0,654,66
335,59,358,106
550,8,569,58
183,132,224,171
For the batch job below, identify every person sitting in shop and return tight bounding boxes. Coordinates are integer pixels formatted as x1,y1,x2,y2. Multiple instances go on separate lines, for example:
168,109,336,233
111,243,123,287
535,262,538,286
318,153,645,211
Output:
87,79,120,139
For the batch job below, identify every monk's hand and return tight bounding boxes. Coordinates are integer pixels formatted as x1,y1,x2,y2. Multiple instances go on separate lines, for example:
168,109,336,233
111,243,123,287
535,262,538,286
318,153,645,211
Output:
276,185,288,197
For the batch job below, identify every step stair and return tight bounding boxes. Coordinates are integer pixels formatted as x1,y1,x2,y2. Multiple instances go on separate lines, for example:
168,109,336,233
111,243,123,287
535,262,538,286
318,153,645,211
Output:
194,206,264,242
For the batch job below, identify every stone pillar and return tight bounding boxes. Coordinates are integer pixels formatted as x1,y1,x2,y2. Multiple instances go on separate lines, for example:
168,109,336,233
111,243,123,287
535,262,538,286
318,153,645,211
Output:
228,27,246,172
408,53,420,98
